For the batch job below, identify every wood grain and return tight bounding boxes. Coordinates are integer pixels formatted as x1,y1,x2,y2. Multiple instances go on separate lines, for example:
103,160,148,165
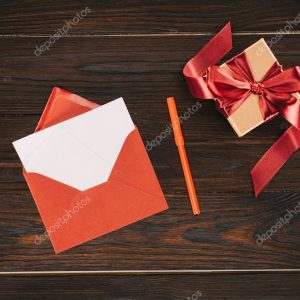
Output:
0,35,299,114
0,36,299,194
0,0,299,35
0,191,299,271
0,0,300,297
0,272,300,299
0,31,300,272
1,114,300,194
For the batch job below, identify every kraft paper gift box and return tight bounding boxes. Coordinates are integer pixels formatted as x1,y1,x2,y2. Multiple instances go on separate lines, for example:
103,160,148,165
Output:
219,38,300,137
184,22,300,196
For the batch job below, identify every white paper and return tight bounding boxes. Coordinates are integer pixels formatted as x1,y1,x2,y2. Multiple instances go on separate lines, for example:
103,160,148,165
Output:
13,98,135,191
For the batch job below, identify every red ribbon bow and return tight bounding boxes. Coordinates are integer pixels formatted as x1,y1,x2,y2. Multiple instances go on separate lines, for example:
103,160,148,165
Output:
207,55,300,128
183,22,300,197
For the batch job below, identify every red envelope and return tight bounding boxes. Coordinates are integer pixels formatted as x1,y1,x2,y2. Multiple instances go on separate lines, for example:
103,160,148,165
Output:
13,87,168,253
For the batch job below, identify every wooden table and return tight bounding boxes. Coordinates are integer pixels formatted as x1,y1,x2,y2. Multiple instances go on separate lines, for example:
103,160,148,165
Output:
0,1,299,298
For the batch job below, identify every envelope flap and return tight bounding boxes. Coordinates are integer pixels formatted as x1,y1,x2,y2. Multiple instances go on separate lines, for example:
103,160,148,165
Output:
36,87,100,131
13,98,135,191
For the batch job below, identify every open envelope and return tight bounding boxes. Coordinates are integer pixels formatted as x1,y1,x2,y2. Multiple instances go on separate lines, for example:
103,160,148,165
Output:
13,87,168,253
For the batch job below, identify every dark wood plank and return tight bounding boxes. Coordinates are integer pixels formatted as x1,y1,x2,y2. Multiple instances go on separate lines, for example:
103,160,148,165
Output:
1,113,300,194
0,190,299,271
1,35,299,114
0,273,299,299
0,0,300,34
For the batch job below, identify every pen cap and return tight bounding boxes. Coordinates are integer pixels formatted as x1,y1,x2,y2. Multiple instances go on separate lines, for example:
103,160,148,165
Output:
167,97,184,146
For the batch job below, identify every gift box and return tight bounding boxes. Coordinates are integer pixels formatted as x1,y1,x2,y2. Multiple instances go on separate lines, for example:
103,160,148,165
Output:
220,39,300,137
183,23,300,137
183,22,300,196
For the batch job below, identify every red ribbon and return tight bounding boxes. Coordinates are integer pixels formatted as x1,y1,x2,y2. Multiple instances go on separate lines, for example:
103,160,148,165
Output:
183,22,300,197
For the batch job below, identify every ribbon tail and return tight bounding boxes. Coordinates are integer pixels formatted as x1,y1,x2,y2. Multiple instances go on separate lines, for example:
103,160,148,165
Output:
251,126,300,197
183,22,232,99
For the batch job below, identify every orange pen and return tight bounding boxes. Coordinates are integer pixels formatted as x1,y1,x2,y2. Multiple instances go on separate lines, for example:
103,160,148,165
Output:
167,97,200,215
